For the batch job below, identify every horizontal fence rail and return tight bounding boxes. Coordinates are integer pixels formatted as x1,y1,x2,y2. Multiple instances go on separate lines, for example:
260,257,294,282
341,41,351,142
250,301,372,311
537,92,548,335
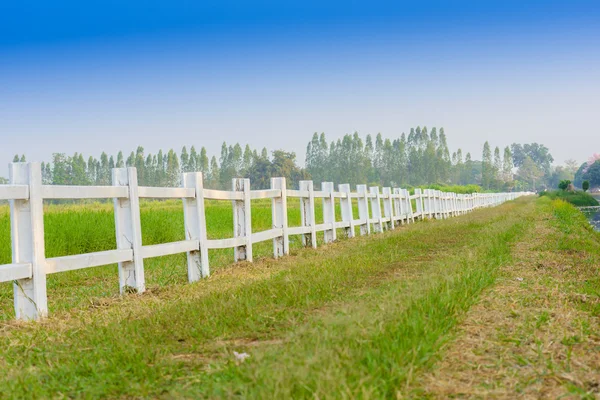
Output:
0,162,531,321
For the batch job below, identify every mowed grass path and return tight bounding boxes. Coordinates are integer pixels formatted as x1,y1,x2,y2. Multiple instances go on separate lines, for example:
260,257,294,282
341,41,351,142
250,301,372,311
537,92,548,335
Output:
0,197,541,398
421,198,600,398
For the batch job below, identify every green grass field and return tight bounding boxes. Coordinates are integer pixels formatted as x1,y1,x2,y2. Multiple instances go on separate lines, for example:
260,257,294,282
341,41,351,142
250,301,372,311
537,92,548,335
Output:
0,198,358,319
1,196,598,398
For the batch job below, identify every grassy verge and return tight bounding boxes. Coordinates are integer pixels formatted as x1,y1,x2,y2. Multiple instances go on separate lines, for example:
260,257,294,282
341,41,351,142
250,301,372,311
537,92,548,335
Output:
539,190,599,207
0,197,534,398
421,198,600,398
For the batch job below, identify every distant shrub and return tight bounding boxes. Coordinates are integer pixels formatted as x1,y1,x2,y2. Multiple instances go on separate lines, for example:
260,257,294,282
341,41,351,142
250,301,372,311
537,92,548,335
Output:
558,180,571,191
582,180,590,192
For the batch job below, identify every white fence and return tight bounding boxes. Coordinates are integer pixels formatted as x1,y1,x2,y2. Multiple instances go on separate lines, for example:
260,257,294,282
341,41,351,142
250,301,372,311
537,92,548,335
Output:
0,162,528,321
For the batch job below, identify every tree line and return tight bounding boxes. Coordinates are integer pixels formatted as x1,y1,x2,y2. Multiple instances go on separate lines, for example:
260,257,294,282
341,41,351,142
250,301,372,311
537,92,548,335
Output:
4,127,564,192
10,145,307,190
306,127,520,191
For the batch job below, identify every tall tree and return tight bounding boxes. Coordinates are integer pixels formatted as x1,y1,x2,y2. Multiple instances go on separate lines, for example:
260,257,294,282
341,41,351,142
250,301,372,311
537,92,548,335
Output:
502,147,513,183
135,146,145,185
188,146,198,172
180,146,190,173
208,156,220,188
517,156,543,191
116,151,125,168
481,142,493,189
199,147,209,174
166,149,180,186
493,146,502,186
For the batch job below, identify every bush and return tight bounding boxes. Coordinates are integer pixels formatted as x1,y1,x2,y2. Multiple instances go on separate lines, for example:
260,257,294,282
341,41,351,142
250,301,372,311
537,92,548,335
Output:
558,180,571,190
539,190,599,207
582,180,590,192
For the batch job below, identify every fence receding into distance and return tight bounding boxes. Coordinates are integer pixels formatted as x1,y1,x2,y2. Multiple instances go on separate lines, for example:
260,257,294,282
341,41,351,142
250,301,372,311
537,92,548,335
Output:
0,162,528,321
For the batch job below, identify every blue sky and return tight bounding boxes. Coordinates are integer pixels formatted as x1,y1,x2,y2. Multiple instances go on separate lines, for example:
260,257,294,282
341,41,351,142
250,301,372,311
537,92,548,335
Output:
1,0,599,176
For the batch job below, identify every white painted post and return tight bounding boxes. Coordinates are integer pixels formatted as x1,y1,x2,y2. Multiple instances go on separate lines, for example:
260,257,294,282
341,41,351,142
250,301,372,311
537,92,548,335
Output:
392,188,403,225
437,191,444,219
113,167,145,294
183,172,209,281
10,162,47,320
233,178,252,262
339,184,355,238
356,184,370,235
421,189,428,218
423,189,431,219
382,187,394,229
453,193,458,216
299,180,317,248
443,191,449,219
414,188,423,220
322,182,336,244
439,191,445,219
404,189,414,223
271,177,289,258
369,187,383,233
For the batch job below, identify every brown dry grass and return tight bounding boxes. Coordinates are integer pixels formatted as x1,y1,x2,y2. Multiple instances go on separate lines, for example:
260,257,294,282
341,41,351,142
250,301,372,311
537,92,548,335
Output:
419,203,600,399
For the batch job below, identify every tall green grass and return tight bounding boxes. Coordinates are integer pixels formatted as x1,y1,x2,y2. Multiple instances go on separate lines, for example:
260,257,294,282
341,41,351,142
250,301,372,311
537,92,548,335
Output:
0,198,355,319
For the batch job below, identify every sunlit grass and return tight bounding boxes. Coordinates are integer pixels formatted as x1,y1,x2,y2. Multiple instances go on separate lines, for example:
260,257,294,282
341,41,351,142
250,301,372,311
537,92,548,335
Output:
0,197,539,398
0,198,356,319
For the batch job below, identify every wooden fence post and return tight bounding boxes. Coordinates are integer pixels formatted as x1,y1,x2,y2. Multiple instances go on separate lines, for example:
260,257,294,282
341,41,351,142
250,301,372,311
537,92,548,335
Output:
271,177,289,258
183,172,209,281
339,184,355,238
322,182,336,244
382,187,394,229
369,187,383,233
113,167,145,294
233,178,252,262
10,162,47,320
299,180,317,248
356,184,370,235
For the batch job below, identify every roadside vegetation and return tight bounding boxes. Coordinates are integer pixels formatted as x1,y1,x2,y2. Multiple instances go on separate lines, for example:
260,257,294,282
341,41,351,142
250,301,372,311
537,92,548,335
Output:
539,182,599,207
